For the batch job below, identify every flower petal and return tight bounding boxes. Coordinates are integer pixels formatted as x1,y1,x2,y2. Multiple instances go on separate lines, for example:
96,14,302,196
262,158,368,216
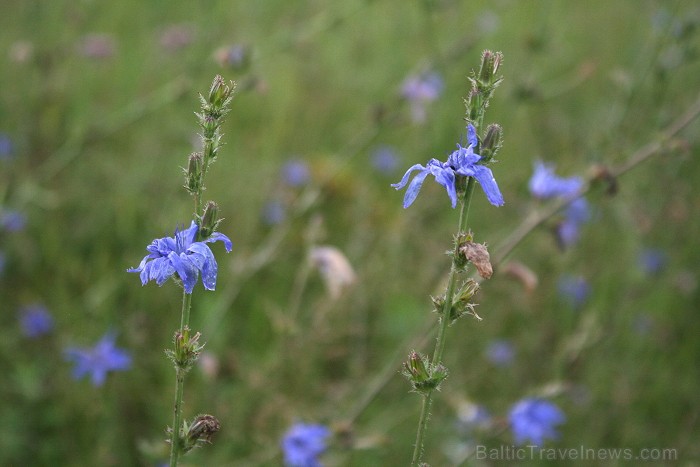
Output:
472,165,504,206
204,232,233,252
429,163,457,207
466,123,478,148
189,242,218,290
391,163,426,190
402,168,431,208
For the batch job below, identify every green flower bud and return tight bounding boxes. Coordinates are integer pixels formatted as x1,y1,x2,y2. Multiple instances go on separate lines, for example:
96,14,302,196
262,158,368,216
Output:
184,153,203,195
200,201,221,239
480,123,503,163
478,50,503,86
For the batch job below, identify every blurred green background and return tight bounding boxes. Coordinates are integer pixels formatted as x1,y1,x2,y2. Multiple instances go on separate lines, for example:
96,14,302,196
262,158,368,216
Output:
1,0,699,465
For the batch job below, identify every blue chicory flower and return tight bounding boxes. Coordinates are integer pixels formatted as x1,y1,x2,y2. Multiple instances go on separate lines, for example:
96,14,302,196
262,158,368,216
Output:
401,71,444,123
557,275,590,310
128,221,232,294
370,145,400,176
392,124,504,208
282,159,311,187
529,162,590,247
64,332,131,386
19,304,54,338
637,248,667,276
509,398,565,446
281,422,331,467
484,339,515,367
0,133,14,160
1,210,27,232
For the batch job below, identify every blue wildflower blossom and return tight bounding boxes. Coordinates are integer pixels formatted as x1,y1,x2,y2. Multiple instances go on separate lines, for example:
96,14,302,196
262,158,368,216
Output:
558,275,590,310
1,210,27,232
638,248,667,276
19,304,54,338
64,332,131,387
282,159,311,187
281,422,331,467
401,71,444,123
484,339,515,367
392,124,504,208
529,161,590,247
370,145,400,176
0,133,13,160
509,398,565,446
128,221,232,294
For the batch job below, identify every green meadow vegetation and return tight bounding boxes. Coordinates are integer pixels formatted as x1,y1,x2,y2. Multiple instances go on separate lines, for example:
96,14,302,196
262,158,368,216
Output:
1,1,699,465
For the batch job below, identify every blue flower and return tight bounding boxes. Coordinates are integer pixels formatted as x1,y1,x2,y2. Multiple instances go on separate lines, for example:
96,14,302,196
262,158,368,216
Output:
1,210,27,232
528,161,582,199
484,339,515,367
281,422,331,467
557,275,590,309
19,304,54,338
529,162,590,247
64,333,131,387
637,248,667,276
282,159,311,187
370,145,400,176
0,133,14,160
392,124,504,208
128,221,232,294
509,398,565,446
401,71,444,123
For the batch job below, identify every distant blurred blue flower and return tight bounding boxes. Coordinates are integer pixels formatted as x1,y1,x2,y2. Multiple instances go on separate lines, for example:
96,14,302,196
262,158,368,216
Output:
0,133,14,159
485,339,514,367
370,145,400,176
638,248,667,276
558,275,590,309
456,402,491,433
19,304,54,338
262,200,286,225
529,162,589,247
215,44,249,69
128,221,232,294
509,398,565,446
401,71,444,123
281,422,331,467
282,159,311,187
65,333,131,387
1,210,27,232
529,162,582,198
392,124,504,208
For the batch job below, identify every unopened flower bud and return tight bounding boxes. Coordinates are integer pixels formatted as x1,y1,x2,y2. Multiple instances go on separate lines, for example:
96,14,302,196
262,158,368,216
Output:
478,50,503,85
208,75,232,108
200,201,220,239
404,350,430,382
480,123,503,162
185,153,203,195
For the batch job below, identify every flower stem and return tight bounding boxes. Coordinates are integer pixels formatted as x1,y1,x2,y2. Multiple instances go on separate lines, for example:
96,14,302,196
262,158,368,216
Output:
411,177,475,466
170,290,192,467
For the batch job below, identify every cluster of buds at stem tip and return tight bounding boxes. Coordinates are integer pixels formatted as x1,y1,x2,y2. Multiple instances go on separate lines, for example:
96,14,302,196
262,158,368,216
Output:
165,326,204,373
199,201,222,239
402,350,448,394
464,50,504,126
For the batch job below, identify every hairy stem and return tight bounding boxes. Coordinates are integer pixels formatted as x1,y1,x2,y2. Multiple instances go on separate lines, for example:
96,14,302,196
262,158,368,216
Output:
411,177,475,466
170,291,192,467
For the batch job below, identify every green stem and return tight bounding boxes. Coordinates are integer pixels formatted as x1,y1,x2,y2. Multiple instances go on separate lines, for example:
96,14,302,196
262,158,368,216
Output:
411,177,475,466
170,291,192,467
